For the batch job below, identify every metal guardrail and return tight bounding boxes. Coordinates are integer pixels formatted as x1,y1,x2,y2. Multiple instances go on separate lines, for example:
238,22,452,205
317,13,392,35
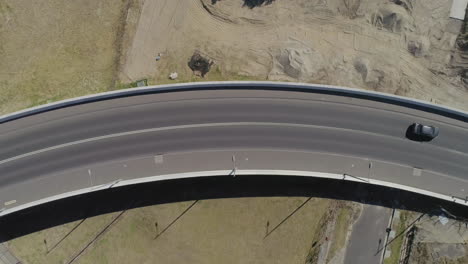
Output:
1,81,467,124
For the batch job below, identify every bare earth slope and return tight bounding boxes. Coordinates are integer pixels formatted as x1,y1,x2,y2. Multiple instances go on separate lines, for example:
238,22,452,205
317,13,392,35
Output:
120,0,468,110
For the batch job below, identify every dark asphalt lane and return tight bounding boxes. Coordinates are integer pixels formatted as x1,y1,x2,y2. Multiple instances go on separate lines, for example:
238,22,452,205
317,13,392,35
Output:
1,92,467,162
0,123,467,187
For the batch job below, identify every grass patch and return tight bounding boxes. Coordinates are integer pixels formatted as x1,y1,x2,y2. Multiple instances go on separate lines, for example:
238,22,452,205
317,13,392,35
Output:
115,79,148,90
8,213,120,264
327,206,351,262
384,211,408,264
0,0,127,115
0,1,12,15
9,198,334,264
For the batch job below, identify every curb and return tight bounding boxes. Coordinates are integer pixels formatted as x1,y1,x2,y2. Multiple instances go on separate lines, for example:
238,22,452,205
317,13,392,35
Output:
1,169,467,218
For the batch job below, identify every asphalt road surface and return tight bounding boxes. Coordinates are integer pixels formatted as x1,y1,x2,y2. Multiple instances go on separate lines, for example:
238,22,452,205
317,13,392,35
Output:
344,205,392,264
0,87,467,213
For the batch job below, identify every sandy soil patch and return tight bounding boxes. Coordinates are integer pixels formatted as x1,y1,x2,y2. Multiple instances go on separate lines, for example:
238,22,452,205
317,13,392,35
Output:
120,0,468,110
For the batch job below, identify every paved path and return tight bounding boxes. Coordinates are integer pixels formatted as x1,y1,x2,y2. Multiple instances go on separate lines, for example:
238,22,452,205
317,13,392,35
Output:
344,205,392,264
0,243,20,264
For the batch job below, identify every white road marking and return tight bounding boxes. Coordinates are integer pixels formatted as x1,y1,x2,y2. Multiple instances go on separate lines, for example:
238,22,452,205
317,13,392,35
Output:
0,122,413,166
4,200,16,206
88,169,93,186
154,155,164,164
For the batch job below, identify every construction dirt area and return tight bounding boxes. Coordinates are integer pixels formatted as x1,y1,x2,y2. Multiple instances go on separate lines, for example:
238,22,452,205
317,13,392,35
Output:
119,0,468,111
2,0,468,114
384,209,468,264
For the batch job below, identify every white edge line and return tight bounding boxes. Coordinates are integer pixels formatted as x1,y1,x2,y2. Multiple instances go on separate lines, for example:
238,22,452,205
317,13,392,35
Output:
1,170,467,217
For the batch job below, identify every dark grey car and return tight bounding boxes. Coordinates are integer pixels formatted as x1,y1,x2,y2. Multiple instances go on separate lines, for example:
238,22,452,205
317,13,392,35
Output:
406,123,439,142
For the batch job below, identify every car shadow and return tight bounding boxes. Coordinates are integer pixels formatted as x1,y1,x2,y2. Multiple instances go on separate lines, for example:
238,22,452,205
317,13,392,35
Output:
0,175,467,242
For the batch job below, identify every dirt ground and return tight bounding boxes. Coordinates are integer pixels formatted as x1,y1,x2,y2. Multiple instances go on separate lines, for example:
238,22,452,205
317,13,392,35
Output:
407,212,468,264
382,210,468,264
2,0,468,113
119,0,468,111
6,197,361,264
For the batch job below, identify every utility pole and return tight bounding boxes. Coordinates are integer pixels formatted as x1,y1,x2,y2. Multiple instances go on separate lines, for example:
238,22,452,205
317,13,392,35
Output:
232,155,237,177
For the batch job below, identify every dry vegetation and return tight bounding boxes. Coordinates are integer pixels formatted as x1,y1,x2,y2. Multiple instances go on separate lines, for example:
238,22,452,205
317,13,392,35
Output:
406,212,468,264
0,0,130,114
385,211,409,264
381,210,468,264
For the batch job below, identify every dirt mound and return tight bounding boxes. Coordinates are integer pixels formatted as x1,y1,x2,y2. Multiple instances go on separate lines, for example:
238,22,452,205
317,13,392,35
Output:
372,3,413,33
337,0,362,19
353,57,369,81
201,0,268,25
243,0,276,8
188,52,214,77
391,0,413,13
353,57,399,93
211,0,276,8
269,46,325,81
406,36,430,57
